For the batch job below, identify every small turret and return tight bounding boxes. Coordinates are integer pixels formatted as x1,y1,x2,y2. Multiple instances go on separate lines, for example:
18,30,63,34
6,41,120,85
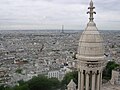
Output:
67,79,76,90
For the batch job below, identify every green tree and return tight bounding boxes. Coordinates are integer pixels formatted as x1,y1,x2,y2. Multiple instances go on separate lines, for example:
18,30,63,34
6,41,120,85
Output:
13,84,29,90
103,61,119,80
0,75,60,90
0,85,13,90
15,69,22,74
28,75,60,90
18,80,26,86
49,78,60,90
0,85,5,90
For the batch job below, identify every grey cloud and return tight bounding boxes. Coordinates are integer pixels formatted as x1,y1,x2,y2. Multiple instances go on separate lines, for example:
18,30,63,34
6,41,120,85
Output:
0,0,119,30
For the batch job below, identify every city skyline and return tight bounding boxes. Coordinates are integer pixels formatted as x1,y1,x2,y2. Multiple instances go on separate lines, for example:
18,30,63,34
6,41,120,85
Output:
0,0,120,30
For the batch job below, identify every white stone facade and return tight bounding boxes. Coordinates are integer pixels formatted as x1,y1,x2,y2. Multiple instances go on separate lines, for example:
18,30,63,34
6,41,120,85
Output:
110,69,120,85
48,70,60,79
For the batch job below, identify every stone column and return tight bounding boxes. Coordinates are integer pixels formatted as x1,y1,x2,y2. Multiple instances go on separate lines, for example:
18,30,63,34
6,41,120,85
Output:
81,71,84,90
100,72,102,90
97,73,100,90
86,72,89,90
92,73,95,90
78,71,81,90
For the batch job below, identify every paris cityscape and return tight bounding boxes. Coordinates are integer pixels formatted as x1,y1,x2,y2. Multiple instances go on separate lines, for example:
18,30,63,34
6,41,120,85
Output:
0,30,120,90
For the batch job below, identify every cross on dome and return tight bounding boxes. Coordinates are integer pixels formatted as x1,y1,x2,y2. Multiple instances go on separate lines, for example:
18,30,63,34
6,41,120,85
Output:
87,0,96,22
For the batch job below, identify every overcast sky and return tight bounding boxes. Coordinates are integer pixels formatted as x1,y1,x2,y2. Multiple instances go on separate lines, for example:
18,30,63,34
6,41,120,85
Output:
0,0,120,30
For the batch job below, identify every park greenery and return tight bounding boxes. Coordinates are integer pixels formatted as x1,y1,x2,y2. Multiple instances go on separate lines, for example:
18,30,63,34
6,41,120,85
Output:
0,61,119,90
103,61,119,80
0,75,60,90
15,69,23,74
0,71,77,90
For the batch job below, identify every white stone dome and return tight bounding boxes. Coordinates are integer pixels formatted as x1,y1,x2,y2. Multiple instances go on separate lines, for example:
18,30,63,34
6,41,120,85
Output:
77,21,105,61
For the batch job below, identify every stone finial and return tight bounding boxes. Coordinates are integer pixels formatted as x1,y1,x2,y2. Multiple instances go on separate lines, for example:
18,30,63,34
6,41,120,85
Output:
87,0,96,21
67,79,76,90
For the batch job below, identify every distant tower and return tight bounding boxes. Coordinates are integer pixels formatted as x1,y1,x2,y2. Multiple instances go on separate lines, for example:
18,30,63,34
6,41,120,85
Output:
62,25,64,33
67,79,76,90
76,0,106,90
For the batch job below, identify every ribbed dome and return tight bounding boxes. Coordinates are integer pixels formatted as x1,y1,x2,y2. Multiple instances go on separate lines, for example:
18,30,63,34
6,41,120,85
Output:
77,21,105,61
76,0,105,62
